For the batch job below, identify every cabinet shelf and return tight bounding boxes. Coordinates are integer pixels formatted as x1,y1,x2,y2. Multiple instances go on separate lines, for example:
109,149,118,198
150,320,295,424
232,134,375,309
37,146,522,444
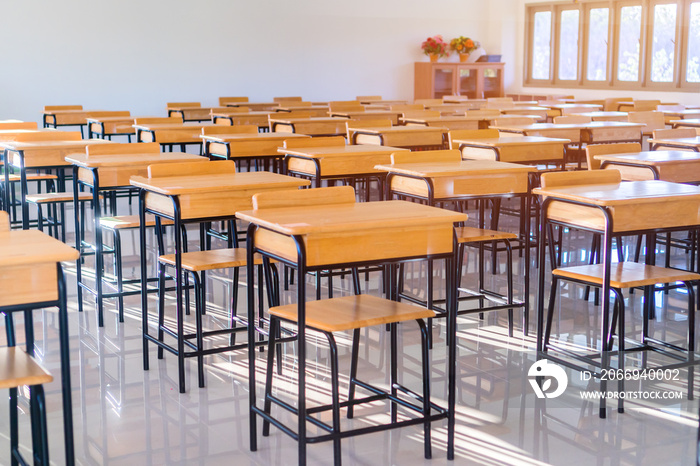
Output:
414,62,505,100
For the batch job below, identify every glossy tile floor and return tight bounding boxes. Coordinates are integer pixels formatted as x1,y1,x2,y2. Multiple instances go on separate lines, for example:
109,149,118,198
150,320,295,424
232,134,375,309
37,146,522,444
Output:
1,199,699,466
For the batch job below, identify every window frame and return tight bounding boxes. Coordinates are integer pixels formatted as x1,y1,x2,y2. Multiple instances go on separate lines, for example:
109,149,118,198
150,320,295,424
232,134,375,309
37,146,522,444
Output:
524,0,700,93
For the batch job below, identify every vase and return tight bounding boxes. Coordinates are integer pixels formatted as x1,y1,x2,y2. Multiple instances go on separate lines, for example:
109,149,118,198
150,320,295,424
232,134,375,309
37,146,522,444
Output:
459,53,469,63
429,54,438,63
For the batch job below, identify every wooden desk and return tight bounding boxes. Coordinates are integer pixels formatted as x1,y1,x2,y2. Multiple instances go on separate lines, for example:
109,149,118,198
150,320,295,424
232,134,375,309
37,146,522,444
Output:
86,115,139,140
237,200,465,460
275,105,329,117
210,110,274,131
348,125,449,150
401,115,480,130
42,108,103,136
0,229,80,465
329,110,403,125
670,119,700,130
424,104,473,115
66,152,207,326
500,106,549,120
490,122,643,145
225,101,280,111
131,170,310,392
280,144,407,196
659,109,700,123
357,98,408,106
133,122,213,151
576,111,628,122
541,103,603,116
268,117,349,136
649,136,700,152
201,131,310,171
453,136,569,166
442,96,486,107
1,139,114,229
168,106,222,122
596,151,700,182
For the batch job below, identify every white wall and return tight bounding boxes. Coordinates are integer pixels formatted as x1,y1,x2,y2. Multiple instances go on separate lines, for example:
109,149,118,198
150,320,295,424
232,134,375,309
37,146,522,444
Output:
512,0,700,106
1,0,497,122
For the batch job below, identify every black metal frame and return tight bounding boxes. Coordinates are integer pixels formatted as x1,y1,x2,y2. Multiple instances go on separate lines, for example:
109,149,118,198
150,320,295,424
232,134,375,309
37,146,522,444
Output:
43,112,85,138
86,120,134,142
245,222,459,464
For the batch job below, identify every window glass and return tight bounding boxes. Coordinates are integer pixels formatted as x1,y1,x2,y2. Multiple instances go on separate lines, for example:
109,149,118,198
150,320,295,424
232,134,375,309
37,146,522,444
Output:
533,11,552,80
587,8,609,80
617,5,642,81
558,9,580,80
687,2,700,82
650,3,677,82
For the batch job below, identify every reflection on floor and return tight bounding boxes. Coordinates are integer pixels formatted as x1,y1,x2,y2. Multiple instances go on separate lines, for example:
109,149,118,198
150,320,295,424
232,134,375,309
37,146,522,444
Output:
1,199,698,466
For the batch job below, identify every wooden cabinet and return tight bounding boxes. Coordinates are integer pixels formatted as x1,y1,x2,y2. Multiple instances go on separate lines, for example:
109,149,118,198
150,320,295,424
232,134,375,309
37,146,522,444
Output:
414,62,505,100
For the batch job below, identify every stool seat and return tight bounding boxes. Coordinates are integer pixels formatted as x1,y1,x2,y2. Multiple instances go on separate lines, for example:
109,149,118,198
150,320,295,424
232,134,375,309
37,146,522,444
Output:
100,215,174,230
553,262,700,289
6,174,58,182
0,347,53,389
158,247,269,272
455,226,517,243
26,192,96,204
270,294,435,333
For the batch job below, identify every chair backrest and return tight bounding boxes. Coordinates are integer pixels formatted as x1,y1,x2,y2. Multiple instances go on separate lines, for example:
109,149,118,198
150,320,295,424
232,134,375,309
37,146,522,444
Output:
390,104,424,112
414,99,443,107
202,125,258,136
252,185,356,210
585,143,641,170
652,128,696,139
390,149,461,164
540,168,621,189
166,102,201,109
148,160,235,178
44,105,82,111
465,109,501,118
356,95,382,101
283,136,346,149
0,211,9,232
85,110,131,118
448,129,499,149
553,115,592,124
493,117,536,126
329,102,366,112
402,110,441,119
219,97,249,105
10,131,82,142
0,122,38,130
273,96,303,103
633,100,662,111
134,117,181,125
87,142,160,156
604,97,633,111
627,111,666,132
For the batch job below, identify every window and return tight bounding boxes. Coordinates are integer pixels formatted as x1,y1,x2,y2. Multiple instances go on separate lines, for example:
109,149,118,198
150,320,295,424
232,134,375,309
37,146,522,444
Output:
525,0,699,92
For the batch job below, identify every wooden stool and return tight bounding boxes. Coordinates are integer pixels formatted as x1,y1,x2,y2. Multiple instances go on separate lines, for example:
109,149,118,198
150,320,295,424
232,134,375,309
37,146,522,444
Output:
99,215,174,322
262,294,437,465
545,262,700,417
456,227,526,337
26,191,94,241
0,173,57,227
156,247,279,390
0,347,53,466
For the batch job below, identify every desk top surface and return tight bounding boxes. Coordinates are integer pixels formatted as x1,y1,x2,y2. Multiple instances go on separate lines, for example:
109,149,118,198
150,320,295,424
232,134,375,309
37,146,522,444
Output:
542,103,603,109
454,136,571,146
200,132,310,143
374,159,537,177
331,110,401,116
236,200,466,236
66,152,206,168
85,116,138,123
279,144,406,158
133,123,214,131
348,126,448,134
490,122,643,131
670,119,700,126
648,136,700,146
577,111,628,118
0,230,79,266
130,171,309,195
269,117,345,124
595,150,700,165
533,180,700,206
0,139,114,150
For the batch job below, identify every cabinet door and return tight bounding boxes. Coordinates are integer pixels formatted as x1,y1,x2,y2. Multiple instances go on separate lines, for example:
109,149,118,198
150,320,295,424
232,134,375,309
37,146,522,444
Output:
456,67,478,98
432,66,456,98
482,66,503,98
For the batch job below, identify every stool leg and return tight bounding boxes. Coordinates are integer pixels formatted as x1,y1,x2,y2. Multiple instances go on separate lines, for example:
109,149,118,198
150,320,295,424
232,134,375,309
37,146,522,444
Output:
347,328,361,419
262,317,278,437
114,229,125,323
504,239,514,338
230,267,240,346
417,319,432,459
390,322,398,424
544,277,559,352
193,272,205,388
157,263,167,360
30,384,50,466
686,282,696,400
611,288,625,413
9,386,19,466
326,333,342,466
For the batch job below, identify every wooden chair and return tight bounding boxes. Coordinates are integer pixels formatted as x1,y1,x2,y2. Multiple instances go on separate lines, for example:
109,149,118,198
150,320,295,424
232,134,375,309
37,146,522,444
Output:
554,115,592,124
627,111,666,140
448,129,499,150
283,136,345,149
585,143,641,171
252,186,437,463
219,97,249,105
0,346,54,465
